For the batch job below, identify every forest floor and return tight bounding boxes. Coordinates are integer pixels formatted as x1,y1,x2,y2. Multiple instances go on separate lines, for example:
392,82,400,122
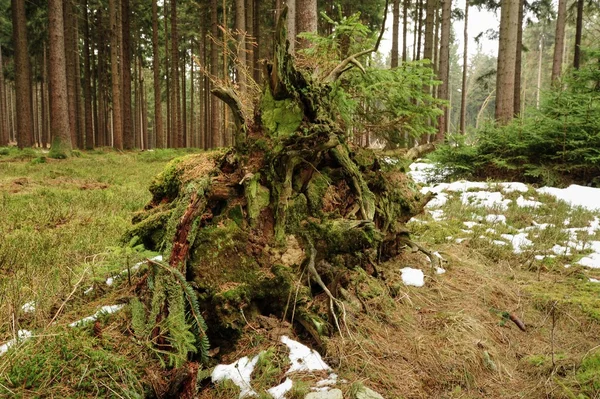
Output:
0,148,599,398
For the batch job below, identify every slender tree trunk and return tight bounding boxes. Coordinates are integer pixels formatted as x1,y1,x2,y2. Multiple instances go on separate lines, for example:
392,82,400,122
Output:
190,42,195,148
64,0,80,148
172,0,182,148
436,0,451,141
536,35,543,109
459,0,469,134
402,0,409,62
164,1,171,147
246,0,255,74
12,0,34,148
495,0,519,125
83,0,94,149
391,0,400,68
286,0,296,53
0,44,8,146
109,0,123,148
122,0,134,148
210,0,221,147
182,54,187,147
423,0,435,62
416,0,424,60
551,0,567,83
41,44,49,147
152,0,164,148
222,0,230,147
574,0,583,69
236,0,247,92
513,0,523,118
252,0,260,84
296,0,317,49
48,0,72,154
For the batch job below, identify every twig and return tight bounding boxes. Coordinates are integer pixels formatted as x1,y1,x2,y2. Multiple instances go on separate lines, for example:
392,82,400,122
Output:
47,267,90,327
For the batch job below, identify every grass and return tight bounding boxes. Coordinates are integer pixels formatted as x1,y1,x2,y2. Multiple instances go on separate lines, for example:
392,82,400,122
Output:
0,147,194,397
2,147,600,398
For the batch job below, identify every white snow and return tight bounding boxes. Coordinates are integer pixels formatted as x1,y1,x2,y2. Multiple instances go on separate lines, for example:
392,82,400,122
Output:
517,196,542,208
400,267,425,287
21,301,35,313
69,304,124,327
267,378,293,399
589,278,600,283
552,244,572,256
408,162,437,184
537,185,600,211
498,182,529,193
492,240,508,246
429,209,445,221
461,191,511,210
485,214,506,224
0,330,32,356
426,193,448,208
281,335,331,374
105,255,163,286
212,355,260,398
463,221,478,228
501,233,533,254
436,267,446,275
315,374,338,387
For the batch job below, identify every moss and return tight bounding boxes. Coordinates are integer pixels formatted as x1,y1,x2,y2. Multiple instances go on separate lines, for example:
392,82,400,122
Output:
149,157,185,202
228,205,245,227
245,174,271,224
260,89,303,138
309,219,382,256
48,137,71,159
123,209,172,251
526,279,600,321
352,148,377,170
306,173,331,214
577,353,600,394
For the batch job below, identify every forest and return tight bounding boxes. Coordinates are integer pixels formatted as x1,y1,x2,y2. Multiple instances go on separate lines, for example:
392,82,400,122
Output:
1,0,600,398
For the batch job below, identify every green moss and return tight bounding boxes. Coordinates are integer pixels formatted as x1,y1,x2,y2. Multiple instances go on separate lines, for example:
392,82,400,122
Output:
526,279,600,321
310,219,381,256
48,137,71,159
245,174,271,224
124,208,172,251
577,353,600,395
228,205,245,227
260,89,303,138
285,194,309,235
149,157,185,201
306,173,331,214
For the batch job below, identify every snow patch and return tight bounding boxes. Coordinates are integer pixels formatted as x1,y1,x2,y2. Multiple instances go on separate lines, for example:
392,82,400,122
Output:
501,233,533,254
485,214,506,224
212,355,260,398
0,330,32,356
537,185,600,211
21,301,35,313
267,378,293,399
281,335,331,374
517,196,542,208
69,304,125,327
400,267,425,287
106,255,163,286
461,191,511,210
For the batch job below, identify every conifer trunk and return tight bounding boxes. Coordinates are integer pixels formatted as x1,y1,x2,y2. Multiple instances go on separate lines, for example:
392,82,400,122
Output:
12,0,34,148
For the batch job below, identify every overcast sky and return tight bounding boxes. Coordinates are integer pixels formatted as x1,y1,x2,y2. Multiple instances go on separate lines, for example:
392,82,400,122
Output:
378,0,501,65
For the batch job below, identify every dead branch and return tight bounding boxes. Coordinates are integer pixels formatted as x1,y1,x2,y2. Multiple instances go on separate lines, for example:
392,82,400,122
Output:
403,143,436,162
211,87,247,149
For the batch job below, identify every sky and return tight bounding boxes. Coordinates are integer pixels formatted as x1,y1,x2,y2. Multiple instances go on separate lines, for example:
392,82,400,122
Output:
378,0,501,65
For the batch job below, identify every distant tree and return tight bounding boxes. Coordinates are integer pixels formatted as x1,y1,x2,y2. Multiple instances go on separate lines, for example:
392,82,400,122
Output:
495,0,519,125
0,46,7,146
436,0,451,140
109,0,123,149
552,0,567,82
391,0,400,67
297,0,317,49
122,0,134,149
12,0,34,148
235,0,246,93
48,0,72,156
152,0,163,148
459,0,469,134
402,0,409,62
574,0,583,69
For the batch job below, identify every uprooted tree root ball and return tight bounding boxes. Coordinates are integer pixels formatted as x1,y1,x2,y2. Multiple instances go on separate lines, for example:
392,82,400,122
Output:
124,7,434,395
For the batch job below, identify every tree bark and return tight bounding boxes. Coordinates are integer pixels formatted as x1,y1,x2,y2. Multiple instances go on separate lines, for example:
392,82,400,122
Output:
402,0,409,62
48,0,72,155
235,0,247,93
0,38,9,145
513,0,523,118
436,0,451,141
416,0,423,60
12,0,34,148
296,0,317,50
495,0,518,125
64,0,80,148
122,0,134,149
551,0,567,83
391,0,400,68
459,0,468,134
109,0,123,148
423,0,435,62
164,1,171,147
574,0,583,69
210,0,221,148
171,0,182,148
152,0,164,148
83,0,94,149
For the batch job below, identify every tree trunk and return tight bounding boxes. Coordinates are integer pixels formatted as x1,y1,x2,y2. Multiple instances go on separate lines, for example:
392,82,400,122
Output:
252,0,260,84
391,0,400,68
152,0,164,148
164,1,171,147
574,0,583,69
536,35,543,109
235,0,247,93
416,0,424,60
423,0,435,62
495,0,518,125
12,0,34,148
122,0,134,149
182,53,187,147
459,0,468,134
513,0,523,118
436,0,451,141
171,0,181,148
551,0,567,83
0,40,9,145
210,0,221,148
109,0,123,148
83,0,94,149
64,0,79,148
42,44,49,147
48,0,72,155
402,0,409,62
296,0,317,50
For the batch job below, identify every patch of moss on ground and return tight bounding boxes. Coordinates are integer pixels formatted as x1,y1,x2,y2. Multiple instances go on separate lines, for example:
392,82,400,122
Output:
526,278,600,321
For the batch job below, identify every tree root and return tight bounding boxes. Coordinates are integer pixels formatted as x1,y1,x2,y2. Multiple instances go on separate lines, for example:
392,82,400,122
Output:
304,236,351,340
398,237,440,270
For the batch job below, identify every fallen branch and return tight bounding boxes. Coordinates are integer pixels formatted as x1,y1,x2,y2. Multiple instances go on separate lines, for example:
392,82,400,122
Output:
211,87,247,149
398,237,440,270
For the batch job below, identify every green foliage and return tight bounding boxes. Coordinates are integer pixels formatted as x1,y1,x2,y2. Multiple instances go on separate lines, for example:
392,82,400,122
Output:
433,50,600,186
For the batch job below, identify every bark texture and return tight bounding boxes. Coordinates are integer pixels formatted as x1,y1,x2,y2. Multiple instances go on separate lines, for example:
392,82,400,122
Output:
495,0,519,125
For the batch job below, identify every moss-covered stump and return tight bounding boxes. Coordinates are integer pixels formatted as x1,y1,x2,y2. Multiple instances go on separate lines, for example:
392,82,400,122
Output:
125,7,430,378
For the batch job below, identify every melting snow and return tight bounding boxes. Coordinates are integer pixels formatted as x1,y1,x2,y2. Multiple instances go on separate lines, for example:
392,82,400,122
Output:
538,185,600,211
485,214,506,224
212,355,260,398
590,278,600,283
461,191,511,210
267,378,293,399
21,301,35,313
517,196,542,208
106,255,163,286
69,304,124,327
501,233,533,254
0,330,32,356
400,267,425,287
281,335,331,374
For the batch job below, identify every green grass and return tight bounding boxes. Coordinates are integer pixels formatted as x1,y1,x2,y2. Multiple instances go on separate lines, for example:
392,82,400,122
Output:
0,148,193,335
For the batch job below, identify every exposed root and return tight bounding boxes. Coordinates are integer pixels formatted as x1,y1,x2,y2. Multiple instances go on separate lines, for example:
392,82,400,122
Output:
398,237,440,270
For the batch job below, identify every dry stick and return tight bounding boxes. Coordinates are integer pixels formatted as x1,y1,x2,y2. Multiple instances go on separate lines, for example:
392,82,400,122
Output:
398,237,440,270
47,267,90,327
